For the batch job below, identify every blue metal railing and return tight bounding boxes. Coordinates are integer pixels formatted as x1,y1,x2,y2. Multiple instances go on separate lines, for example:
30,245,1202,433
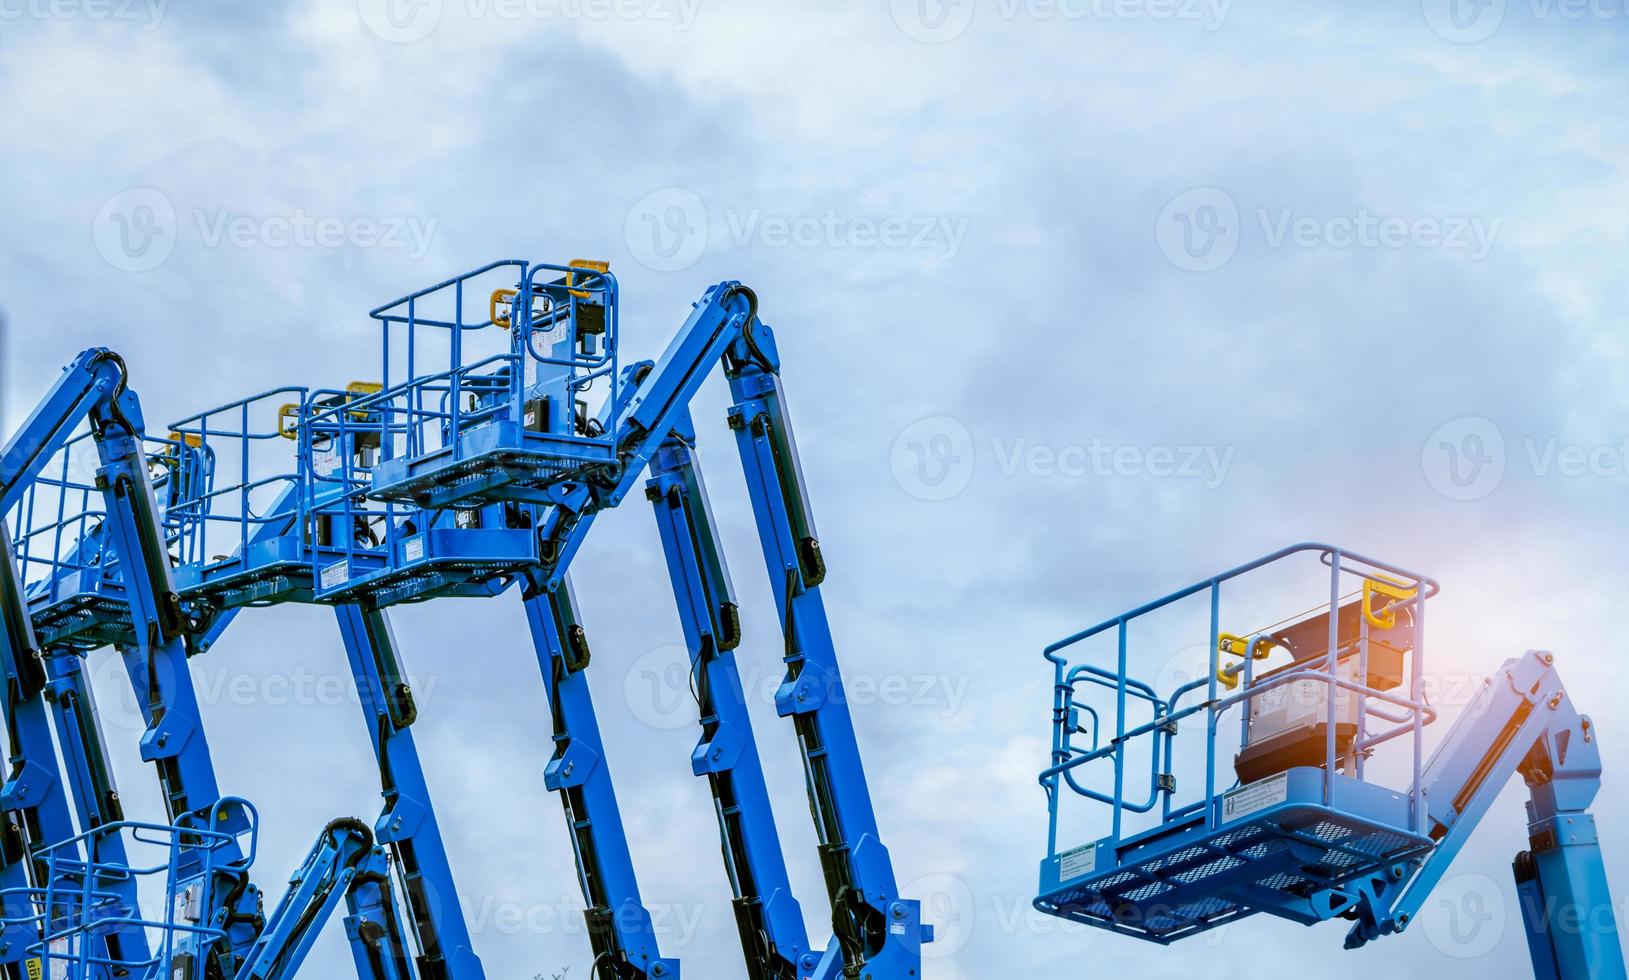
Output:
359,259,620,474
293,260,619,597
0,798,258,980
167,387,308,579
1040,543,1440,860
7,429,207,607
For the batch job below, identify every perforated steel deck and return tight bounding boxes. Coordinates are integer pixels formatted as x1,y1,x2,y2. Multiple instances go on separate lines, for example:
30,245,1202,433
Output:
1036,769,1434,943
367,421,616,509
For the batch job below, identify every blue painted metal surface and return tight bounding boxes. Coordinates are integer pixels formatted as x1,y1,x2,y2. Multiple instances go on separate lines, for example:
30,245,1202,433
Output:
276,263,930,977
0,349,264,974
7,428,206,652
0,352,425,979
0,263,932,979
0,799,256,979
647,424,816,978
333,605,486,980
1036,544,1624,978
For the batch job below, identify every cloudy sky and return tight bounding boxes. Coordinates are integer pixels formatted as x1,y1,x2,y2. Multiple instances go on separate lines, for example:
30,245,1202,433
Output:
3,1,1628,976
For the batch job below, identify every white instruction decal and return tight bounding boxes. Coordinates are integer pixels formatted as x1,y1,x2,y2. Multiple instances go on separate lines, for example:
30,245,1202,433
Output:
404,536,426,563
1058,842,1099,883
313,444,342,477
1222,771,1290,822
320,560,349,591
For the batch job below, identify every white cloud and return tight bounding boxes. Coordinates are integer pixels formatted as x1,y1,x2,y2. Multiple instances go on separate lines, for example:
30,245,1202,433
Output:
3,3,1627,977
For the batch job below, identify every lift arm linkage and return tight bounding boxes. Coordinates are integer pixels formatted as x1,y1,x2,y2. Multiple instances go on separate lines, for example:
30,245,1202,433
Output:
1,349,263,972
647,423,814,979
0,348,136,516
1345,649,1624,980
528,283,927,978
235,817,414,980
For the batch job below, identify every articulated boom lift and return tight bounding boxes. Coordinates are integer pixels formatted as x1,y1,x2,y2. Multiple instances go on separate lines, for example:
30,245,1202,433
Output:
0,260,928,979
1035,544,1624,978
0,350,418,978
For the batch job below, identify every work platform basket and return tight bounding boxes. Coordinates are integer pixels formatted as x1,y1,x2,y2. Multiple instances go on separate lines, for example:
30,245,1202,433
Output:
1036,544,1440,942
0,799,257,980
5,429,208,650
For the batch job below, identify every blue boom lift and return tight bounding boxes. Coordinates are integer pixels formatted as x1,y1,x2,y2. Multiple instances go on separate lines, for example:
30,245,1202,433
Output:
0,260,930,979
1036,544,1624,978
0,349,420,978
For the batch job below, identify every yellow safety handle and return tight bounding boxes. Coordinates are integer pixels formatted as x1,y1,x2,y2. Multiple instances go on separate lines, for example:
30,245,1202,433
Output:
277,403,301,441
344,382,383,422
491,288,518,330
567,259,610,300
1362,576,1418,630
1215,632,1276,690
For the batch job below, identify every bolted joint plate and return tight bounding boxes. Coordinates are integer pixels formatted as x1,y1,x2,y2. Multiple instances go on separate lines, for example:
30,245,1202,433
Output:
544,740,601,791
691,720,747,777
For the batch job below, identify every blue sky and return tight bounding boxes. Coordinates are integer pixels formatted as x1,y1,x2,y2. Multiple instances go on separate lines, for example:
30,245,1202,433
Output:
2,1,1628,976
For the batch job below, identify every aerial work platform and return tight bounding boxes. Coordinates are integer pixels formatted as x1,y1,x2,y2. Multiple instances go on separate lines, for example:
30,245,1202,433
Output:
1038,766,1432,942
1036,544,1624,978
358,260,622,511
0,260,929,979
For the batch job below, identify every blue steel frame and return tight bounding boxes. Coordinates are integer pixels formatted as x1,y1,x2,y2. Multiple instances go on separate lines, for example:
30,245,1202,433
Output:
286,264,929,978
1037,544,1440,941
8,428,207,652
0,798,257,980
1036,543,1626,979
162,386,491,979
0,350,264,975
1,264,932,979
0,352,460,980
165,387,319,611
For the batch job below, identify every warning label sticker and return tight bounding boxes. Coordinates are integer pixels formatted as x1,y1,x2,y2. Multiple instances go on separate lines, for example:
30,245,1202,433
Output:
1222,771,1290,822
1058,841,1099,883
403,535,426,563
320,560,349,591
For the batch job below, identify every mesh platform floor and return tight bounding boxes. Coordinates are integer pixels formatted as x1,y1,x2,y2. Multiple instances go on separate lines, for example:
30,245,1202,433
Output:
1038,804,1433,942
